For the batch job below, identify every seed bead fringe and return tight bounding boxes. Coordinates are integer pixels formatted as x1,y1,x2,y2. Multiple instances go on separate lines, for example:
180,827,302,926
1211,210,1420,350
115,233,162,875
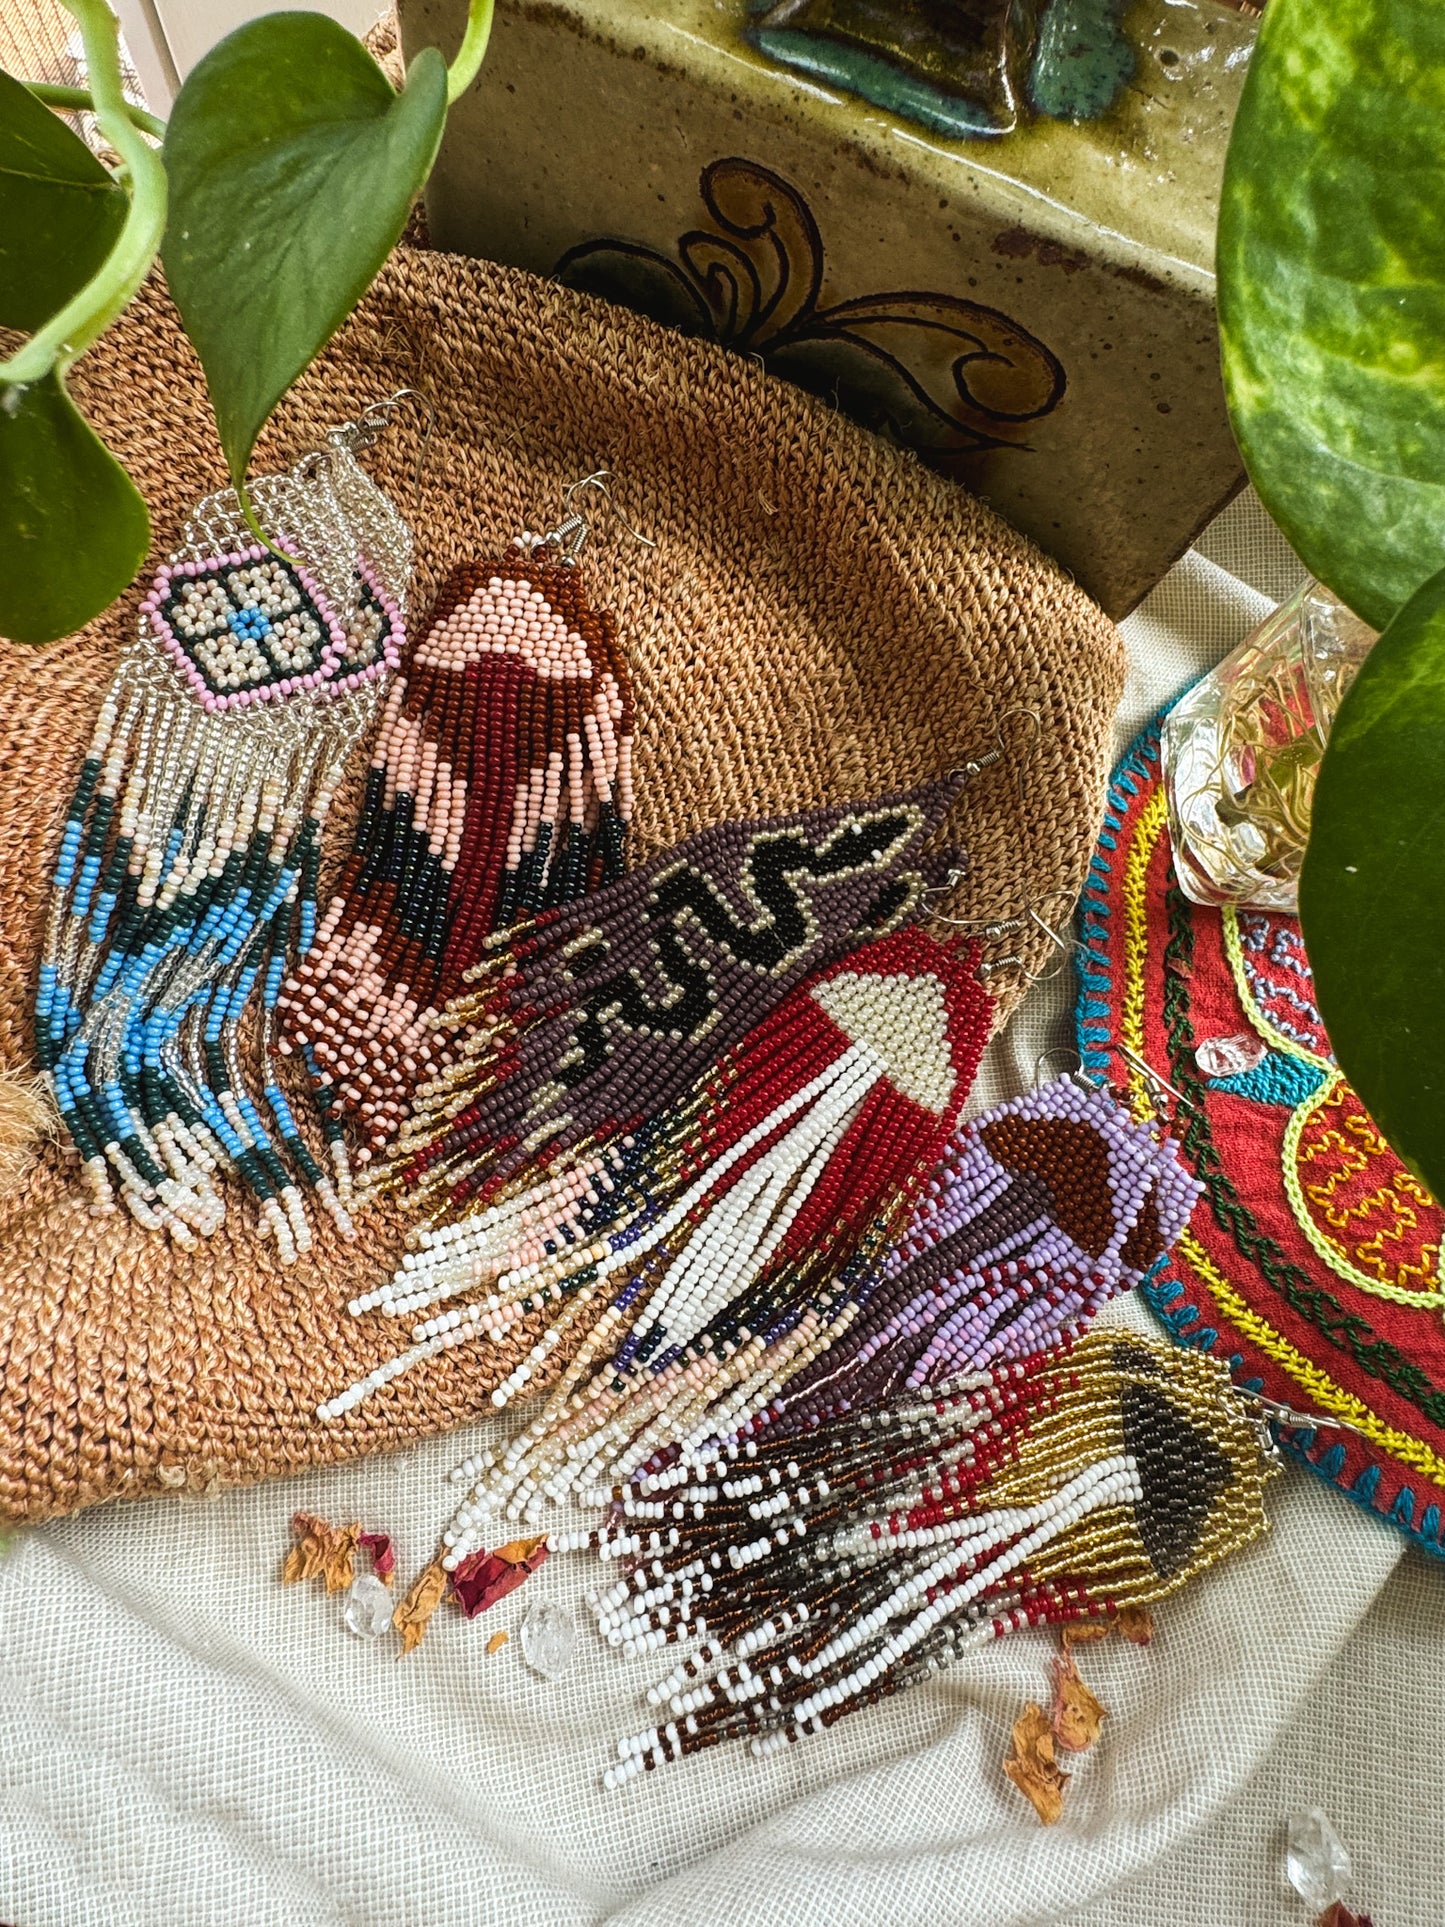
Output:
37,445,408,1255
318,931,992,1509
759,1074,1202,1436
545,1332,1274,1782
277,543,634,1159
429,1069,1200,1559
371,775,971,1217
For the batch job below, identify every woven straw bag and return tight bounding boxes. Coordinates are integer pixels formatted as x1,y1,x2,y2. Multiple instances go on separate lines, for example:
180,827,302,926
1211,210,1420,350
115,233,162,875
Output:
0,249,1123,1523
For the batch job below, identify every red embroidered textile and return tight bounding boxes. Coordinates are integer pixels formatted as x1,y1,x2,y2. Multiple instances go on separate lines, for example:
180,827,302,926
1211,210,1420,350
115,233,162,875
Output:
1076,714,1445,1560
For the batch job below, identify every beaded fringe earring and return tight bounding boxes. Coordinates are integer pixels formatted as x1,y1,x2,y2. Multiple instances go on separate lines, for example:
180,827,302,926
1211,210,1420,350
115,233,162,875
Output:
385,1071,1203,1652
762,1075,1203,1432
421,1070,1199,1563
552,1332,1275,1783
277,526,634,1157
36,414,410,1257
319,929,993,1490
372,772,973,1212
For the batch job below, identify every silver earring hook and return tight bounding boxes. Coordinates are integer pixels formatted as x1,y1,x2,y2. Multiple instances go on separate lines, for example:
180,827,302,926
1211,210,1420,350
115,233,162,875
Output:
305,388,436,493
1032,1046,1100,1091
937,707,1056,977
939,889,1080,986
933,704,1078,992
523,470,658,567
334,387,435,453
1116,1041,1198,1117
934,908,1022,935
950,747,1004,783
997,704,1042,748
526,510,591,567
1231,1387,1368,1459
923,866,969,904
1021,905,1087,983
566,470,658,552
947,704,1041,785
977,951,1043,985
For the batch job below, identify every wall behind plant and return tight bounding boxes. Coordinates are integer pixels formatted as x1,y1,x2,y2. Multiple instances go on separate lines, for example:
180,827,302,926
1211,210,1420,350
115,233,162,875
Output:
112,0,378,104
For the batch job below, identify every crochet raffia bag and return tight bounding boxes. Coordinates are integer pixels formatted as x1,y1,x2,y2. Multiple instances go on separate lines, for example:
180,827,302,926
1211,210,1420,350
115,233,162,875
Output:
0,248,1123,1522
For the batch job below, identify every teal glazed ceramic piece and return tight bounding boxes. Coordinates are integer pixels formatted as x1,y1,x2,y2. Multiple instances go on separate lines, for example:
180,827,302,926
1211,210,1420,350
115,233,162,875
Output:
751,0,1136,138
751,0,1046,138
1028,0,1135,121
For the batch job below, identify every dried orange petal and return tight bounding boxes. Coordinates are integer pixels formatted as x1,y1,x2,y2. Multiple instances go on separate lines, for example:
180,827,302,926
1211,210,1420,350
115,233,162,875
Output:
1003,1701,1069,1825
1051,1654,1107,1753
283,1511,337,1585
319,1522,360,1594
1116,1606,1154,1646
1062,1619,1112,1651
493,1535,549,1566
394,1558,450,1656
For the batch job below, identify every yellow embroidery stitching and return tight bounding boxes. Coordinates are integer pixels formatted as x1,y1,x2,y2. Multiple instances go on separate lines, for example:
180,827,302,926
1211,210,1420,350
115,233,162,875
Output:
1115,763,1444,1503
1121,789,1168,1127
1177,1229,1445,1488
1282,1077,1442,1311
1219,908,1441,1310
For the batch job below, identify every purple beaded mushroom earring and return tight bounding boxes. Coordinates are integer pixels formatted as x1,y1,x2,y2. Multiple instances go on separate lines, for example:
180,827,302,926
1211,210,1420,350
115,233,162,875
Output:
36,396,418,1260
752,1058,1203,1436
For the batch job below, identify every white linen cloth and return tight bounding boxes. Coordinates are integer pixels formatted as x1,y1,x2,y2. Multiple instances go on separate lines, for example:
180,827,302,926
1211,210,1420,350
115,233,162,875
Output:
2,493,1436,1927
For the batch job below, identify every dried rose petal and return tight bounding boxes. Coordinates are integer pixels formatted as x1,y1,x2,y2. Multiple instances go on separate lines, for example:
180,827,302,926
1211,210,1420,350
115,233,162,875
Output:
394,1559,449,1656
358,1531,395,1582
1050,1654,1106,1752
451,1541,549,1618
1003,1702,1070,1825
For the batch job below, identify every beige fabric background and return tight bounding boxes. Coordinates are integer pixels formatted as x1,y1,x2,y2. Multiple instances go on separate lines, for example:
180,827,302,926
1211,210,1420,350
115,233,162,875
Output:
1,493,1437,1925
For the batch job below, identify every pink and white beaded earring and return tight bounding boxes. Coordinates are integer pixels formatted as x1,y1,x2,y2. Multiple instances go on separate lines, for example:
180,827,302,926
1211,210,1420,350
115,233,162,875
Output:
37,400,413,1259
276,489,637,1160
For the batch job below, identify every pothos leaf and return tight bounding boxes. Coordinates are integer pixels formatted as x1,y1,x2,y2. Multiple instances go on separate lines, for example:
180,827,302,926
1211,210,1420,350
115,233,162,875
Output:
0,369,149,645
1217,0,1445,632
0,68,127,332
1300,565,1445,1200
161,14,447,491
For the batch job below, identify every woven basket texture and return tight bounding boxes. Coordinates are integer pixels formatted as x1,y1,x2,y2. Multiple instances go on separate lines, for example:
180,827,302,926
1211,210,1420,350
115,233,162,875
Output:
0,249,1122,1522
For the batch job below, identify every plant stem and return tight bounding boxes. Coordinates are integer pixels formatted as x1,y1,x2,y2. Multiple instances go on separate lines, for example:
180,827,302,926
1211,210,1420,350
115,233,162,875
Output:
445,0,495,104
0,0,167,386
24,79,167,142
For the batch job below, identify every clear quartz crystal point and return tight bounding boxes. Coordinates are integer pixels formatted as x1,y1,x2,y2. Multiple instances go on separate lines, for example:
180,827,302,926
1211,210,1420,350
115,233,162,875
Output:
343,1571,394,1639
1194,1032,1267,1079
1285,1806,1353,1910
521,1599,576,1679
1161,579,1377,911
